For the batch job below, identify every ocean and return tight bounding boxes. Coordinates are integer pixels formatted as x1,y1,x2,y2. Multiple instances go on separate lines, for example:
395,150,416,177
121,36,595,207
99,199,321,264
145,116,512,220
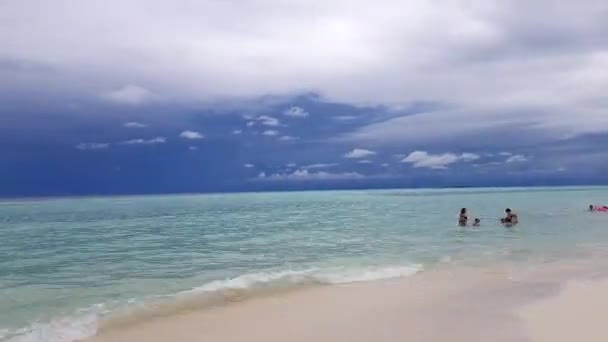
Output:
1,187,607,341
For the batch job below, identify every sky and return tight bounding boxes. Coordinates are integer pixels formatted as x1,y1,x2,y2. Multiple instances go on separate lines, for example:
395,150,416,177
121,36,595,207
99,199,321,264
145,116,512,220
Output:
1,0,607,196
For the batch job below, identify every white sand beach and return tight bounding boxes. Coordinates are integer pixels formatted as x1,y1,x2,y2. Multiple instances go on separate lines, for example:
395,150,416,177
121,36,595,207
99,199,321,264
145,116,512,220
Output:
87,263,608,342
520,279,608,342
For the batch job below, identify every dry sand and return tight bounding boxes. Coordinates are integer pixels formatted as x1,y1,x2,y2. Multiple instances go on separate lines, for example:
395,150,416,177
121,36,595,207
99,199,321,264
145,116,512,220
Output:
520,279,608,342
87,265,608,342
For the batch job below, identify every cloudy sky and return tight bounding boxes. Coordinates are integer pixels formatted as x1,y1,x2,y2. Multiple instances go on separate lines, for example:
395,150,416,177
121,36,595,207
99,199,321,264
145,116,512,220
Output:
1,0,607,195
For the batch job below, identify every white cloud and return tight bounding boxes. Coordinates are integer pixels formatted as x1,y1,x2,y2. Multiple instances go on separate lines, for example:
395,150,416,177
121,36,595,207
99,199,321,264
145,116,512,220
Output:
256,115,281,127
402,151,479,169
358,160,373,164
123,122,148,128
244,163,255,168
460,153,480,162
262,130,279,136
189,146,198,150
402,151,459,169
76,142,109,150
499,152,513,156
233,129,243,135
283,107,309,118
343,105,608,148
344,148,376,159
4,1,608,141
505,154,528,163
257,169,363,181
278,135,298,141
246,121,256,127
286,163,297,168
381,163,389,167
179,130,204,139
333,115,358,121
302,163,338,170
101,85,151,105
124,137,166,145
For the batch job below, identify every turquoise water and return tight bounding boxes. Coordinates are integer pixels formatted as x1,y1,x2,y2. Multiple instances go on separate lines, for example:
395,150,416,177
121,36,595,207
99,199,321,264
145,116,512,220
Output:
1,187,608,341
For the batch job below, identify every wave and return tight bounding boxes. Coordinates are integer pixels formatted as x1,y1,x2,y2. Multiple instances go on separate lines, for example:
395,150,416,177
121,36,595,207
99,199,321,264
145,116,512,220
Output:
2,264,422,342
1,305,106,342
186,265,422,293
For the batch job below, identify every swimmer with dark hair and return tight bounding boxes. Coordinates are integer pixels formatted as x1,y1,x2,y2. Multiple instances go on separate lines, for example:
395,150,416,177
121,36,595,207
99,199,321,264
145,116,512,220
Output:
458,208,468,226
503,208,518,225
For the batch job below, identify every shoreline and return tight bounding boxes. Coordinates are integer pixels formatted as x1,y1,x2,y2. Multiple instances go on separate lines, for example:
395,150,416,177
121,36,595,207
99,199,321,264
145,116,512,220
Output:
87,261,604,342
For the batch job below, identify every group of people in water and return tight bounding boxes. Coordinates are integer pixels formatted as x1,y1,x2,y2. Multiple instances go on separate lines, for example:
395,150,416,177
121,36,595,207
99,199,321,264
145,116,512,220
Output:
459,205,607,227
458,208,518,227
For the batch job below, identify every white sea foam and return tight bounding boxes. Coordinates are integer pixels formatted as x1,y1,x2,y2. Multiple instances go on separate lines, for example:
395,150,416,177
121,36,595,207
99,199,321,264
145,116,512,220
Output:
2,265,422,342
319,265,422,284
185,264,423,295
183,269,317,295
2,305,106,342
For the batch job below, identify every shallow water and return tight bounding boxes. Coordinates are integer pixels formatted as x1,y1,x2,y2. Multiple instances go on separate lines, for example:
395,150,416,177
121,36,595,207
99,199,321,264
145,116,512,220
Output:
1,187,607,341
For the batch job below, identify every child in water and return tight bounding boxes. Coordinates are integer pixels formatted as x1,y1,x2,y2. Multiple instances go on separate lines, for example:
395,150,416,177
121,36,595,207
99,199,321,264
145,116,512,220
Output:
472,218,480,227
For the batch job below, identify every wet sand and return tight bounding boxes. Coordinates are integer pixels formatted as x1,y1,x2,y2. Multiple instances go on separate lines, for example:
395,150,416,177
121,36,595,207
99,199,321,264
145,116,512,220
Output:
88,262,608,342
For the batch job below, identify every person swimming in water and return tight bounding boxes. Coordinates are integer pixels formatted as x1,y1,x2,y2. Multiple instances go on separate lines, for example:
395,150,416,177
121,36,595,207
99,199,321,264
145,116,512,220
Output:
458,208,468,226
503,208,518,225
472,218,480,227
